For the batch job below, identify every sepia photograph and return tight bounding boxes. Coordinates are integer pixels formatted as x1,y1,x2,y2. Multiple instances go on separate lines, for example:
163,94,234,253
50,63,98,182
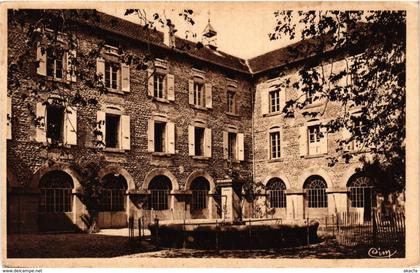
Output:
1,1,419,268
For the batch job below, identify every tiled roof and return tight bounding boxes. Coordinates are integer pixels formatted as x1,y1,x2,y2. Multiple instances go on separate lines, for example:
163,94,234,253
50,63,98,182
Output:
81,12,250,74
82,11,337,75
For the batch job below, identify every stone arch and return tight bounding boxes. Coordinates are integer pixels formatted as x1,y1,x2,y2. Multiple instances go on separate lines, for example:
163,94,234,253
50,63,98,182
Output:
7,167,20,189
298,167,333,189
262,173,291,190
185,170,216,194
98,165,136,191
142,168,180,192
31,163,82,192
340,164,374,188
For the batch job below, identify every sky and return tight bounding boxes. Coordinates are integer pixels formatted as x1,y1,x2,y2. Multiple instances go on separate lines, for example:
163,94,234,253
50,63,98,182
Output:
98,7,298,59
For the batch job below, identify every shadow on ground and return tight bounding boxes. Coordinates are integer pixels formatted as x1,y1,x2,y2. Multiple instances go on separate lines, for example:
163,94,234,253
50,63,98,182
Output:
7,233,405,259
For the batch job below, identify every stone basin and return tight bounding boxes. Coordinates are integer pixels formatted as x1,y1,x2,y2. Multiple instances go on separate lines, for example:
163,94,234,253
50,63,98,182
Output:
149,220,319,249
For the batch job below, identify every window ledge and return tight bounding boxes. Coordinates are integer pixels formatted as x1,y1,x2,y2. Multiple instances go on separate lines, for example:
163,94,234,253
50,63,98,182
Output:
302,154,326,159
192,156,210,160
152,152,172,157
268,158,283,163
106,88,124,95
103,147,125,153
151,97,170,104
191,105,209,111
44,76,69,84
263,111,282,118
227,159,241,164
225,112,240,117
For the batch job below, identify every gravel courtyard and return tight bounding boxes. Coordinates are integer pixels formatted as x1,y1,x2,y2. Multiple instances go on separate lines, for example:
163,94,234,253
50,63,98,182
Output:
7,229,405,259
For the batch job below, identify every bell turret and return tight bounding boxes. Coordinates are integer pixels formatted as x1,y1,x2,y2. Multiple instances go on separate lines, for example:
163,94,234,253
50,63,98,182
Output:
202,12,217,50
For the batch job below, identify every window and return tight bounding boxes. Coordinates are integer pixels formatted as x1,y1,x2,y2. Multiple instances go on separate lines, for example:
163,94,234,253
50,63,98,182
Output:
96,110,130,150
194,127,205,156
153,73,165,99
266,178,286,208
105,62,120,90
46,48,64,79
227,91,236,113
189,125,211,158
46,105,65,143
223,131,244,161
189,79,212,108
348,176,373,208
105,114,120,148
228,132,237,160
270,131,281,159
191,177,210,210
39,171,73,213
194,82,205,107
101,173,126,212
353,118,367,150
304,176,328,208
269,90,280,113
308,125,322,155
154,122,166,152
149,175,172,211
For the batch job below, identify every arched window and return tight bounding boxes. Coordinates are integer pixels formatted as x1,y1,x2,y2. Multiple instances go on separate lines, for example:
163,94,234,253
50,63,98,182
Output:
266,178,286,208
348,175,373,208
39,171,73,213
149,175,172,210
191,177,210,210
101,173,127,212
304,176,328,208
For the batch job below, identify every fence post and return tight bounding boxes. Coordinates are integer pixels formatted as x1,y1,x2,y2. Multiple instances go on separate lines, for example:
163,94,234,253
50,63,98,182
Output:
306,217,310,246
215,219,219,251
372,209,377,245
248,219,252,251
154,218,160,248
332,214,335,237
138,218,142,241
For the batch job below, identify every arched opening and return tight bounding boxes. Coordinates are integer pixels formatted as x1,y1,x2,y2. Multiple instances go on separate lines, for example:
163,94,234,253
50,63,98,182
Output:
190,177,210,219
266,178,286,209
348,174,374,221
303,175,328,218
98,173,128,229
101,174,127,212
38,171,75,232
149,175,172,211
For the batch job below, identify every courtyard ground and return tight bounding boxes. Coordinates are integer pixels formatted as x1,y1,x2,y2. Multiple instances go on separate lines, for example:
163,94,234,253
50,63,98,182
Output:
7,229,404,259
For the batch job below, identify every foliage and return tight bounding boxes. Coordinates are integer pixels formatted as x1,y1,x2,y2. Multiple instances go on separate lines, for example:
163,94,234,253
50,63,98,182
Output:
269,11,406,192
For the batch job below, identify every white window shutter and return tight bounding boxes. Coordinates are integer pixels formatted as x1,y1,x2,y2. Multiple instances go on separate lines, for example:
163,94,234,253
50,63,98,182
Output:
64,106,77,146
147,69,154,96
147,119,155,152
188,125,195,156
96,111,106,148
299,126,307,157
121,63,130,92
121,115,131,150
320,126,328,154
188,79,194,105
35,102,46,143
96,58,105,84
204,128,212,157
205,83,212,108
36,44,47,76
237,133,245,161
280,128,284,158
280,89,286,113
66,50,77,82
223,131,228,159
166,122,175,154
167,74,175,101
7,96,11,140
260,84,269,116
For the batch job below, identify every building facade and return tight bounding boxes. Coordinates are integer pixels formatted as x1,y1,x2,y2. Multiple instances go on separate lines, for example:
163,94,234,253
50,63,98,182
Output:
5,11,402,233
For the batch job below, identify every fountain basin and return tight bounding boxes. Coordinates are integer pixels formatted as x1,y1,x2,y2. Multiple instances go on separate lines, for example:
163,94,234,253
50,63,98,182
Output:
149,220,319,249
